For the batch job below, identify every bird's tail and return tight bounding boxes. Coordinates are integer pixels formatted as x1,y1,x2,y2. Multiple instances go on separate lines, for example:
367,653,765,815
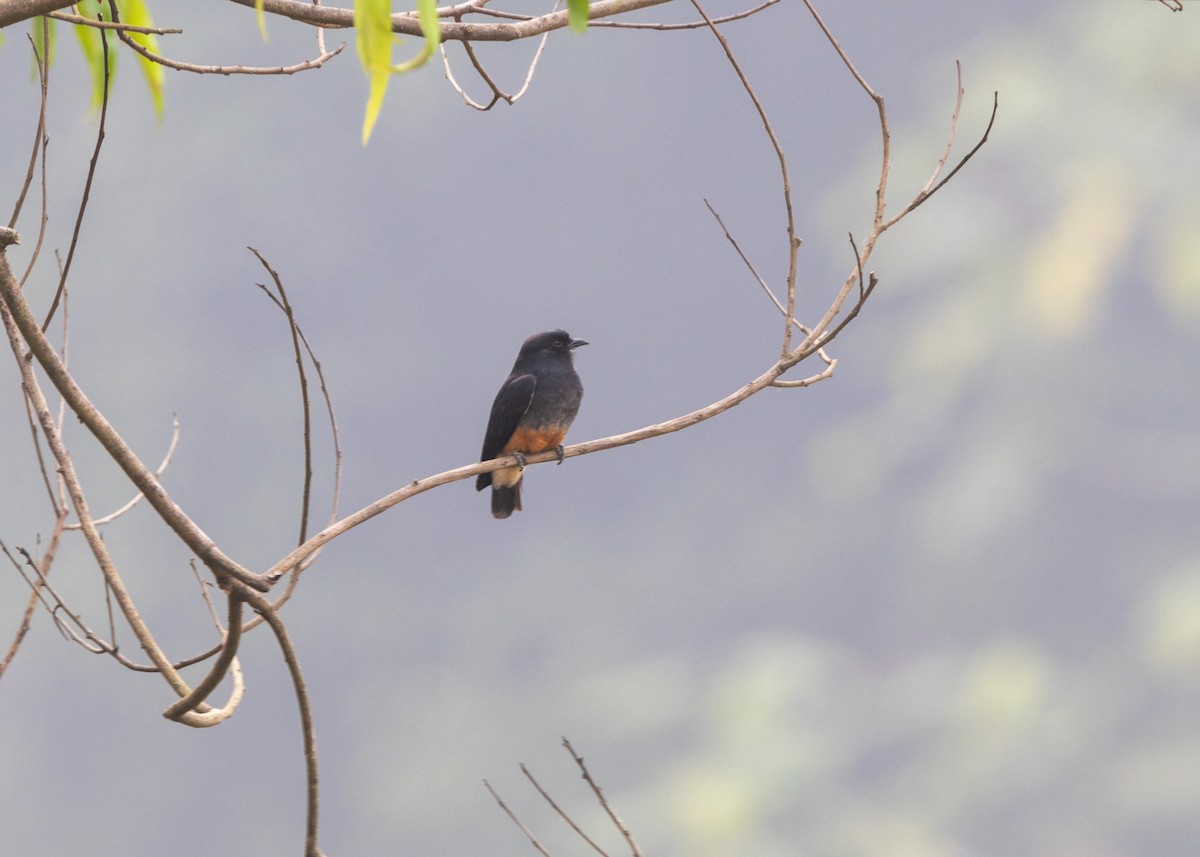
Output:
491,483,522,519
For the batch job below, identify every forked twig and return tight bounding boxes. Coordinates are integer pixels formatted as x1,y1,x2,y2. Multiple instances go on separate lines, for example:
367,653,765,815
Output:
442,2,555,110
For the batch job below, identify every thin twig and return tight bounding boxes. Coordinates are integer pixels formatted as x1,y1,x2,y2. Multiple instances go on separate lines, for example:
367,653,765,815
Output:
0,284,204,697
249,249,315,547
484,779,556,857
562,738,643,857
689,0,797,355
0,538,56,681
442,0,556,110
46,9,181,33
920,60,964,196
40,10,114,332
0,239,268,591
66,416,181,528
882,90,998,228
593,0,779,29
521,763,611,857
704,198,788,320
111,3,345,75
8,32,50,230
15,31,52,285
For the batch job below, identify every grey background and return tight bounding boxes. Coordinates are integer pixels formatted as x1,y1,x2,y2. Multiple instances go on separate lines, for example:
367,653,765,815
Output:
2,2,1200,855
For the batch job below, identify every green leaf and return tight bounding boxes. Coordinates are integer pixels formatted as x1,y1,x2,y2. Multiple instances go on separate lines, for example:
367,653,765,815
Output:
355,0,394,145
255,0,269,41
391,0,438,73
354,0,440,144
567,0,589,33
121,0,165,119
73,0,118,110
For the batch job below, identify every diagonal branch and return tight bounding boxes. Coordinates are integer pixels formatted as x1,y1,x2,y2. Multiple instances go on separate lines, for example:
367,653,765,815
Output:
262,355,796,581
521,763,611,857
484,779,557,857
562,738,643,857
0,229,267,592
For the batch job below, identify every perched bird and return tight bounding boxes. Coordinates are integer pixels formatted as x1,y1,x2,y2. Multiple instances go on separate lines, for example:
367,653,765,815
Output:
476,329,587,519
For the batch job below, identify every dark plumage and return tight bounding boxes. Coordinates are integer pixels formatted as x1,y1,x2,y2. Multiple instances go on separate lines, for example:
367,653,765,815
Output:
477,329,586,518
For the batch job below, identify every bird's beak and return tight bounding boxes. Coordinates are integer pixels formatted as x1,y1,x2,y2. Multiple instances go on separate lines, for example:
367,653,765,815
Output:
569,338,588,349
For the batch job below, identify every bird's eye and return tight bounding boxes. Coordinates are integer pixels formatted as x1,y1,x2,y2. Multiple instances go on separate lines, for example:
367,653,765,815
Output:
553,340,565,349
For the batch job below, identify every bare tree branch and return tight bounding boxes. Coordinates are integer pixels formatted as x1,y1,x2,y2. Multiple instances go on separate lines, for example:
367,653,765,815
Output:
221,0,675,41
162,594,245,721
593,0,780,30
521,763,611,857
109,2,345,75
11,31,51,287
241,585,323,857
66,416,181,528
441,6,554,110
0,259,207,699
562,738,643,857
0,229,268,592
689,0,798,355
40,9,115,332
46,9,182,34
484,779,557,857
0,535,61,681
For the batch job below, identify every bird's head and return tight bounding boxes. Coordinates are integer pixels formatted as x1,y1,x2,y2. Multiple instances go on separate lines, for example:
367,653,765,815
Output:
520,329,588,358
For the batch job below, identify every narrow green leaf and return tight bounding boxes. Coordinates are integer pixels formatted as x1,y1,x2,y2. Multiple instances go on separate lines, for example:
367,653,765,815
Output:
255,0,269,41
73,0,117,110
567,0,589,33
391,0,438,73
355,0,394,144
121,0,165,119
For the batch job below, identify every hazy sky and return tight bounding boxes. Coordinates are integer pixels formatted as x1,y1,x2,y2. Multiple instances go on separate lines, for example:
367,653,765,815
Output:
2,3,1199,856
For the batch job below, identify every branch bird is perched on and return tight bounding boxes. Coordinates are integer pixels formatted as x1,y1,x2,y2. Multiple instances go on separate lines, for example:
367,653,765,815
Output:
476,330,587,519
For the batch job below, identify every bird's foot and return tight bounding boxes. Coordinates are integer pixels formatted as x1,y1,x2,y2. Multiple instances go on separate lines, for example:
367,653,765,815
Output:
554,445,565,465
513,452,527,470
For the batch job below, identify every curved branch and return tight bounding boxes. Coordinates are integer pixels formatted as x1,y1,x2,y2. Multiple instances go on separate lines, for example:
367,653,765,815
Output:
173,657,246,727
0,244,201,702
162,594,245,721
238,586,322,856
265,356,796,581
66,415,180,529
109,2,345,75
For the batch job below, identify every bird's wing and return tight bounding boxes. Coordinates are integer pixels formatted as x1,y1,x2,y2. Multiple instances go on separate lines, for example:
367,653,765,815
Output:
480,373,537,462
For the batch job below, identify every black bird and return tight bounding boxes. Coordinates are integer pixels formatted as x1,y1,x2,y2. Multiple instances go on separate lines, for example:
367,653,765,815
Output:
476,329,587,519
